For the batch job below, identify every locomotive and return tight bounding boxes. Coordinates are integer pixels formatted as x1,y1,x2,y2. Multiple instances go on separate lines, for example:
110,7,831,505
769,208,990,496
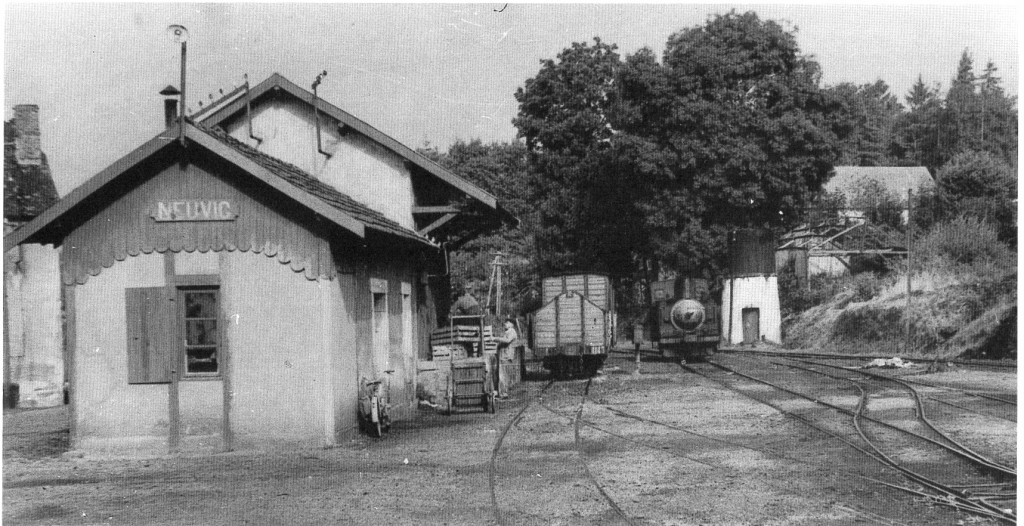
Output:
529,274,616,378
649,276,721,360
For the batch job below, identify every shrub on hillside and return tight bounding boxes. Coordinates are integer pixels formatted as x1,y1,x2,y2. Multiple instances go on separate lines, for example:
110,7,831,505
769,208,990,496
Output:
779,260,891,318
929,151,1017,245
916,216,1013,267
832,306,904,344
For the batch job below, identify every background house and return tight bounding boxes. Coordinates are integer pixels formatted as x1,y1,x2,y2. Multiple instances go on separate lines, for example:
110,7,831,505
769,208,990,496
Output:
4,104,63,408
824,166,935,224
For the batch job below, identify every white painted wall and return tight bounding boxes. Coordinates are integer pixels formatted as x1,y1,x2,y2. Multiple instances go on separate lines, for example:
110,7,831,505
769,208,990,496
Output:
73,253,169,456
808,255,850,277
223,99,415,230
721,276,782,345
4,242,64,408
220,250,336,449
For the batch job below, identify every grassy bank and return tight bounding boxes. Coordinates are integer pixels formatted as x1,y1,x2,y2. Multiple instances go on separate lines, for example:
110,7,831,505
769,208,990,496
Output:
782,219,1016,360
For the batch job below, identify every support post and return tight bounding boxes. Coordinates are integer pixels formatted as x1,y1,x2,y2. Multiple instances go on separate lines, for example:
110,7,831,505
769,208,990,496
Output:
633,323,642,375
179,40,187,146
905,189,913,354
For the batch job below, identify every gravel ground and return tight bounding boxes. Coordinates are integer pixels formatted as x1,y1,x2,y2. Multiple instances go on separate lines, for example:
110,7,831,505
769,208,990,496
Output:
2,351,1016,525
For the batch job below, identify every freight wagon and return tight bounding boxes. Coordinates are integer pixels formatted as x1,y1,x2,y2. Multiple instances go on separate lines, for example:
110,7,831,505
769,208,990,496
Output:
529,274,616,378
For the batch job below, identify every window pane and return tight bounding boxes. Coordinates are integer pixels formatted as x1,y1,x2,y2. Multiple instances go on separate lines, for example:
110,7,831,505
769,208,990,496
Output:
187,347,218,373
186,320,218,346
185,292,217,318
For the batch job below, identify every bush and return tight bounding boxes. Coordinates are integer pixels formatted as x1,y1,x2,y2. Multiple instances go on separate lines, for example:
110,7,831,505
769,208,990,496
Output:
933,151,1017,245
832,306,904,343
916,216,1013,267
850,272,889,302
779,265,840,317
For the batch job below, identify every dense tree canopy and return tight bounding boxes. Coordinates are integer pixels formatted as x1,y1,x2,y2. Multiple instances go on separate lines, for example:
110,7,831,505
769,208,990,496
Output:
514,12,840,283
893,50,1017,171
933,150,1017,245
827,81,903,166
432,12,1017,321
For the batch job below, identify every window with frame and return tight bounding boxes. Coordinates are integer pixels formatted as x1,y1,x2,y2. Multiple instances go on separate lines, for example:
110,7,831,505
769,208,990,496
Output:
181,288,220,376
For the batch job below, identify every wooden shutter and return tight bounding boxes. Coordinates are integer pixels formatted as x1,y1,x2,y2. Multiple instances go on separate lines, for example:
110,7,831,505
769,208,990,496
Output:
126,287,174,384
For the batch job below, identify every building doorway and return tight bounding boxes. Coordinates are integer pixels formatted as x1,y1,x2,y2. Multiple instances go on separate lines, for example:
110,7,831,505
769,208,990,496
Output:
742,308,760,345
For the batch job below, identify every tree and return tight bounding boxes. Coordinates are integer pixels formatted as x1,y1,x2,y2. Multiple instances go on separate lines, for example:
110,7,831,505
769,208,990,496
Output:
513,38,649,280
650,11,841,273
826,81,903,166
893,76,944,168
976,60,1019,165
513,11,842,293
846,178,904,232
945,49,978,155
418,140,540,315
933,150,1017,245
893,52,1017,171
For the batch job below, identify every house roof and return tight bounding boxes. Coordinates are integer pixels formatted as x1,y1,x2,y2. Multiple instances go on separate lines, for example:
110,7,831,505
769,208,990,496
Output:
4,120,59,222
195,122,425,243
824,166,934,202
4,121,434,253
195,73,515,224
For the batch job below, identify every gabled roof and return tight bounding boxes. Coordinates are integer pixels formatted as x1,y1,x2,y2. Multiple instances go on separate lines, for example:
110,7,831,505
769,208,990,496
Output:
4,121,434,253
778,217,905,253
824,166,934,202
196,73,511,220
196,122,425,243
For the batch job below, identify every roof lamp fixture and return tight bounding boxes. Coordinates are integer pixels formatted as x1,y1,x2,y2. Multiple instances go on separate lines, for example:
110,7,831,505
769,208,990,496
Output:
167,24,189,146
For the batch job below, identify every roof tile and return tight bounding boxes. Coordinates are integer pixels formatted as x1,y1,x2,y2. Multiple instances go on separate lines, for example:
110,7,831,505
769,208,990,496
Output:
193,122,430,245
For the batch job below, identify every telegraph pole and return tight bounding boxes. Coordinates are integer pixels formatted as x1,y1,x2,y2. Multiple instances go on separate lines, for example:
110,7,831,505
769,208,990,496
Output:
905,189,913,353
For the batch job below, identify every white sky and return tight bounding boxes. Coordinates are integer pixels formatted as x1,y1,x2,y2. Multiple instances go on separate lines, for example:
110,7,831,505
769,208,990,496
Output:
2,3,1019,196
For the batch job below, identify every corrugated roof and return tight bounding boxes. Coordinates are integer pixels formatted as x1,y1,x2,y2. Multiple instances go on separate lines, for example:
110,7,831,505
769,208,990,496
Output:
824,166,935,202
194,122,429,245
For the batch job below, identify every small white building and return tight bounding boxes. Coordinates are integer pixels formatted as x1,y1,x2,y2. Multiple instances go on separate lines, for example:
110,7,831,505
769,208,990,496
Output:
721,229,781,345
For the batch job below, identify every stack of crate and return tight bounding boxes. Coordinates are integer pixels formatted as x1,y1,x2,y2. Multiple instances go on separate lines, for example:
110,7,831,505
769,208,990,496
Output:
430,324,495,359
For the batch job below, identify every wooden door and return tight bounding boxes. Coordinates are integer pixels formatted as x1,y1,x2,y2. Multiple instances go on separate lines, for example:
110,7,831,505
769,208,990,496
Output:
742,308,759,345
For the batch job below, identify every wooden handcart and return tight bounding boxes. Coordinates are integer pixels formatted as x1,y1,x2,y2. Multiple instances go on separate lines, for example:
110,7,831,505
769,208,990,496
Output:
446,358,495,414
437,315,496,414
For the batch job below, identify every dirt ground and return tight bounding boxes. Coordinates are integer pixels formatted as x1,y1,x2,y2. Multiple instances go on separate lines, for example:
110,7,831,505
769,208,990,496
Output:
2,351,1016,525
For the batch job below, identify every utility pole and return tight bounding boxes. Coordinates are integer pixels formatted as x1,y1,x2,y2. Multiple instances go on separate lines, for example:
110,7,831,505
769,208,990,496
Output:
905,189,913,354
485,253,506,318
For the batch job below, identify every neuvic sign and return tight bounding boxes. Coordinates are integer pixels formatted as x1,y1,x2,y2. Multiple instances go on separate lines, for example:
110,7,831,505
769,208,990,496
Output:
152,200,237,222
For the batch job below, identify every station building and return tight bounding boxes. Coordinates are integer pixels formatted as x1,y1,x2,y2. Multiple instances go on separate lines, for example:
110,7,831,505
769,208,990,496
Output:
4,73,512,455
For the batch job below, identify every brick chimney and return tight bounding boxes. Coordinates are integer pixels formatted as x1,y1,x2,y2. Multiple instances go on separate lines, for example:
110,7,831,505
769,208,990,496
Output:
12,104,41,166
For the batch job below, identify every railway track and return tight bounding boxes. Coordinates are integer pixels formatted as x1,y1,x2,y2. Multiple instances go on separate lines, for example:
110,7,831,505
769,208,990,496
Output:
574,403,925,526
488,378,635,526
685,355,1016,524
488,379,553,526
717,348,1017,370
535,371,939,526
787,359,1016,475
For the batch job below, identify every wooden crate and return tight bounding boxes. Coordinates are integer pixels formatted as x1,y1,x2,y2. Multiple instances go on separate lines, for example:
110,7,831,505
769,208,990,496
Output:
449,358,493,413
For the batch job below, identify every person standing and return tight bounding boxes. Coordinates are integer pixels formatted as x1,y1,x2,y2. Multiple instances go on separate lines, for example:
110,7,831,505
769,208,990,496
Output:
495,320,519,398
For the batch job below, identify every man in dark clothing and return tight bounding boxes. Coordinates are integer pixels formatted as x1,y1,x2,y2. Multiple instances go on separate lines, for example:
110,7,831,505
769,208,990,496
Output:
450,282,481,317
